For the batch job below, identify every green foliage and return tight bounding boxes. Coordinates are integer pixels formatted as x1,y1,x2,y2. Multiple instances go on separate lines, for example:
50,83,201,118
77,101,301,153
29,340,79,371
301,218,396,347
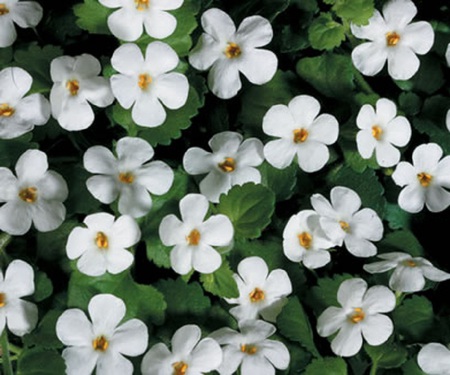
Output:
378,230,424,256
33,271,53,302
332,0,375,25
200,260,239,298
73,0,111,35
17,348,66,375
308,13,346,50
23,310,64,350
0,134,37,168
364,340,408,369
260,162,298,201
304,357,348,375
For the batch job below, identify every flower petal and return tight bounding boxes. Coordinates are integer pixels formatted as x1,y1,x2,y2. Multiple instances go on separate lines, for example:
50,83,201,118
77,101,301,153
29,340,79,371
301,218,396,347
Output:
201,8,236,42
183,147,214,175
0,202,32,236
387,46,420,81
111,319,148,356
352,42,387,77
4,260,34,298
89,294,126,336
351,208,383,241
171,324,201,356
56,309,93,346
361,314,393,346
143,9,177,40
145,41,179,76
117,183,153,218
15,149,48,183
153,73,189,109
62,347,98,375
382,0,417,29
111,43,145,75
288,95,321,126
385,116,411,147
0,67,32,102
317,306,347,337
132,93,166,127
0,16,16,48
389,265,425,292
337,278,367,307
207,59,242,99
309,114,339,145
237,256,269,286
391,161,417,187
81,77,114,108
170,244,193,275
421,265,450,282
418,343,450,374
11,1,43,28
159,215,186,246
425,186,450,213
260,339,290,370
398,184,425,213
86,175,120,204
331,323,363,357
77,249,108,277
200,214,234,246
30,200,66,232
107,8,143,42
262,104,296,138
6,299,38,336
191,244,222,274
236,15,273,49
241,354,275,375
56,96,95,131
264,139,297,169
362,285,396,313
296,141,329,173
140,343,172,375
190,338,223,372
66,227,92,260
189,34,222,71
199,170,232,203
238,49,277,85
179,193,209,224
116,136,154,169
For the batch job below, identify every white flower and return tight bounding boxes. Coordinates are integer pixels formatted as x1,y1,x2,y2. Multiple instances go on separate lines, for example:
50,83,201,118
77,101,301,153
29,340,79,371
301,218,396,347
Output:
99,0,183,42
363,252,450,293
50,54,114,131
84,136,174,218
446,109,450,133
141,324,222,375
282,210,335,270
210,319,290,375
417,343,450,375
0,149,68,235
0,260,38,337
351,0,434,80
189,8,277,99
66,212,141,277
56,294,148,375
317,278,396,357
263,95,339,173
392,143,450,213
0,67,50,139
225,256,292,323
356,98,411,167
159,193,233,275
110,42,189,128
311,186,383,258
0,0,43,48
183,131,264,203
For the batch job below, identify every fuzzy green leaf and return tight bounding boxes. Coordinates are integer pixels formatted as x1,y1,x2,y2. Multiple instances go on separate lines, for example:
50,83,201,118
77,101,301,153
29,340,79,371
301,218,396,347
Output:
17,348,65,375
73,0,111,34
308,13,346,50
33,271,53,302
200,260,239,298
332,0,375,25
304,357,348,375
22,310,64,350
260,162,298,201
364,340,408,369
378,229,423,256
0,134,37,168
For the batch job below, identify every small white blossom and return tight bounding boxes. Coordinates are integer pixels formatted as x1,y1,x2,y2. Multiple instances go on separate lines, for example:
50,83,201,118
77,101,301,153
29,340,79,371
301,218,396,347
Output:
0,0,43,47
183,131,264,203
210,319,290,375
99,0,183,42
141,324,222,375
351,0,434,80
0,149,68,235
311,186,383,258
56,294,148,375
0,67,50,139
225,256,292,323
317,278,396,357
50,54,114,131
263,95,339,173
159,193,233,275
283,210,335,270
189,8,277,99
418,343,450,375
84,136,174,218
0,260,38,337
356,98,411,167
363,252,450,293
66,212,141,277
392,143,450,213
110,42,189,128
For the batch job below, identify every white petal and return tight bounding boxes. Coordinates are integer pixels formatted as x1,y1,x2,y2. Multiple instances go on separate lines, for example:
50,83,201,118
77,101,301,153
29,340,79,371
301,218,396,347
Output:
0,67,32,102
117,183,152,218
288,95,321,126
200,214,234,246
105,249,134,274
402,21,434,55
351,42,387,77
236,15,273,48
81,77,114,108
331,323,363,357
14,93,51,126
302,249,331,269
345,235,378,257
382,0,417,29
356,130,377,159
296,141,329,173
183,147,214,175
356,104,376,130
171,324,201,357
241,355,274,375
116,136,154,169
0,202,32,235
107,8,143,42
140,343,172,375
111,215,141,247
89,294,126,335
0,16,16,48
86,175,120,204
56,96,95,131
62,347,98,375
389,266,425,292
412,143,442,171
201,8,236,41
30,200,66,232
77,249,108,277
217,346,244,375
363,259,398,274
398,184,425,213
385,116,411,147
238,49,277,85
143,9,177,40
264,139,296,169
362,285,396,314
192,244,222,274
66,227,92,259
111,319,148,356
170,244,193,275
152,0,183,11
308,114,339,145
317,306,347,337
236,138,264,167
189,338,223,372
159,215,186,246
239,319,276,341
179,193,209,224
132,94,166,127
96,351,133,375
11,1,43,28
189,34,222,71
73,54,101,78
98,0,123,7
262,104,296,138
110,74,138,108
237,256,269,286
337,278,367,307
36,170,68,201
231,167,261,186
421,265,450,282
208,60,241,100
425,186,450,213
361,314,393,346
145,41,179,76
6,299,38,336
153,73,189,110
350,10,387,41
418,343,450,375
387,46,420,81
50,56,75,83
111,43,145,75
260,340,290,370
56,309,93,346
209,131,242,154
4,260,34,298
351,208,383,241
15,149,48,183
391,161,417,187
199,170,232,203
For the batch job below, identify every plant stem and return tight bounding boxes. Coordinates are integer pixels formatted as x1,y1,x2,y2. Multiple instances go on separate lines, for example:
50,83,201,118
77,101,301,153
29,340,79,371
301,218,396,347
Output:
1,330,14,375
354,70,377,96
370,361,378,375
0,233,12,268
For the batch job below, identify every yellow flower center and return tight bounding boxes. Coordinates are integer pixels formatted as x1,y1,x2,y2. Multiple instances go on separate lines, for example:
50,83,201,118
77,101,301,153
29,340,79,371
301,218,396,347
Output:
386,31,401,47
298,231,312,249
404,259,417,268
249,287,265,303
92,335,109,352
224,42,241,59
240,344,258,355
218,157,236,173
293,128,309,143
119,172,135,184
349,307,365,324
0,103,14,117
95,232,109,249
417,172,432,187
186,229,201,246
0,4,9,15
172,362,188,375
371,125,383,140
135,0,149,11
0,293,6,308
339,221,350,232
138,73,152,90
18,187,38,203
66,80,80,96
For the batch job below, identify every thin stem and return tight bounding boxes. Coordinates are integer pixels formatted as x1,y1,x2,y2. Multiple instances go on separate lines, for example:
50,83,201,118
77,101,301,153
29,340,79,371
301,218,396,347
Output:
370,361,378,375
0,330,14,375
354,71,377,96
0,233,12,268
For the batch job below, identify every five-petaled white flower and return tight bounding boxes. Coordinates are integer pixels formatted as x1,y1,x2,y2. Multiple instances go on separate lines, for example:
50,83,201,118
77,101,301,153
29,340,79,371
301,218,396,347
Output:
50,54,114,131
159,193,234,275
84,136,174,218
363,252,450,293
110,42,189,128
0,0,43,47
210,319,290,375
351,0,434,80
0,67,50,139
317,278,396,357
99,0,183,42
66,212,141,277
183,131,264,203
356,98,411,167
263,95,339,173
392,143,450,213
225,256,292,323
418,343,450,375
311,186,383,258
283,210,335,270
56,294,148,375
141,324,222,375
189,8,277,99
0,149,68,235
0,260,38,337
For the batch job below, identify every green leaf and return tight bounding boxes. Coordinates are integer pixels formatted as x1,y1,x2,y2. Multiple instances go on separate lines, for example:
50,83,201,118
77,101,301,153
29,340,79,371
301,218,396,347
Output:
17,348,65,375
339,138,379,173
398,92,422,116
200,260,239,298
402,359,426,375
406,54,445,95
378,230,423,256
385,203,412,230
332,0,375,25
73,0,111,35
296,54,355,99
22,310,64,350
260,162,298,201
37,220,79,262
364,340,408,369
277,297,320,357
234,239,286,270
217,183,276,239
0,46,13,65
0,134,37,168
308,13,346,51
413,118,450,155
33,271,53,302
146,237,172,269
304,357,348,375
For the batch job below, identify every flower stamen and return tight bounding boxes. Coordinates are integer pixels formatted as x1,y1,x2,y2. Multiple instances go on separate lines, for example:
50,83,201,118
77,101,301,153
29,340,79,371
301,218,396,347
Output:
371,125,383,140
417,172,432,187
240,344,258,355
138,73,152,90
0,4,9,15
218,157,236,173
135,0,149,11
349,307,365,324
92,335,109,352
293,128,309,143
66,80,80,96
172,361,188,375
186,229,201,246
405,259,417,268
0,293,6,308
18,187,37,203
249,287,265,303
339,221,350,232
95,232,109,249
0,103,14,117
298,232,312,249
119,172,135,184
224,42,241,59
386,31,401,47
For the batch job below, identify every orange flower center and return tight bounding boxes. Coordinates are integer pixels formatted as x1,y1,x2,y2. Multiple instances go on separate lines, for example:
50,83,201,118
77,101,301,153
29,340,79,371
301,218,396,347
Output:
417,172,432,187
240,344,258,355
298,231,312,249
138,73,152,90
386,31,400,47
0,293,6,308
135,0,149,10
218,157,236,173
119,172,135,184
293,128,308,143
349,307,365,324
0,103,14,117
371,125,383,140
0,4,9,15
92,335,109,352
172,361,188,375
224,42,241,59
339,221,350,232
19,187,38,203
95,232,109,249
405,259,417,268
66,80,80,96
186,229,201,246
249,287,265,302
